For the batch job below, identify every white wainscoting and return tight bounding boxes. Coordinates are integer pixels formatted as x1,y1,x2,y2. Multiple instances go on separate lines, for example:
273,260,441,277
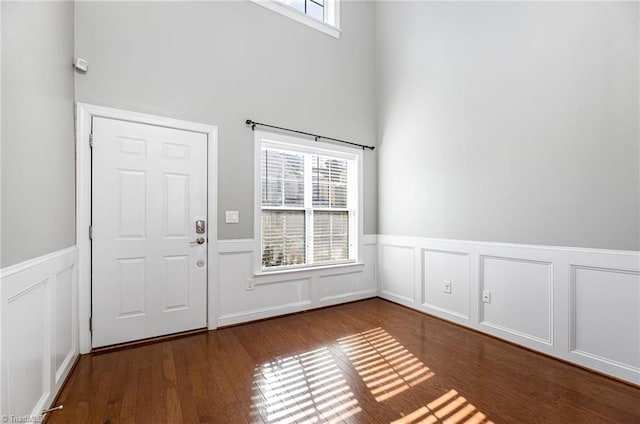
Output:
216,235,377,327
423,249,470,320
0,247,79,419
377,235,640,385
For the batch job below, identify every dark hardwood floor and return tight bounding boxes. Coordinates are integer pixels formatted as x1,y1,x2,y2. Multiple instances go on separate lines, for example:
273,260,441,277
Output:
48,299,640,423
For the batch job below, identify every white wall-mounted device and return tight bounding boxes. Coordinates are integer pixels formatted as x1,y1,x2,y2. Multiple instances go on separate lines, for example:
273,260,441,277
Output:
73,57,89,72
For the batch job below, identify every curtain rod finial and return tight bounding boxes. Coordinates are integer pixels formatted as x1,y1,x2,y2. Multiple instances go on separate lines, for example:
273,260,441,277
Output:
245,119,253,125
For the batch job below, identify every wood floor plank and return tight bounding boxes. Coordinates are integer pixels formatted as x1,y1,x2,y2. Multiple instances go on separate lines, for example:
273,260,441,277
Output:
119,348,141,424
86,351,119,423
47,299,640,424
105,348,132,423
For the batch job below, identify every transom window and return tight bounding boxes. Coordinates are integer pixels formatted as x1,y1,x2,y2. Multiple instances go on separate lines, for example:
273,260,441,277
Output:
282,0,326,22
256,132,359,270
251,0,341,39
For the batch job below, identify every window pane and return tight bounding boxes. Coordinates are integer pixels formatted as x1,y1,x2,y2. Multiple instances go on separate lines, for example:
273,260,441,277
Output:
312,155,348,208
262,149,304,207
313,211,348,263
281,0,305,13
262,210,306,268
331,183,347,208
329,160,347,183
307,0,324,21
313,182,329,207
284,179,304,205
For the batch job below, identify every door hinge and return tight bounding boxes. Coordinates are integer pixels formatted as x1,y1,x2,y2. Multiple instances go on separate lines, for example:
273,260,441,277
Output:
89,133,93,148
89,317,92,332
89,225,93,240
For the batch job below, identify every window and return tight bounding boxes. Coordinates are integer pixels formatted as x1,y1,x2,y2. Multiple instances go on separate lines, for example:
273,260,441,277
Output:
256,132,360,271
250,0,341,39
282,0,326,22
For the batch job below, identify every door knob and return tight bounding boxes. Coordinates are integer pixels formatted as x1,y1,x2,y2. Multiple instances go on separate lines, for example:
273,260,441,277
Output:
190,237,205,245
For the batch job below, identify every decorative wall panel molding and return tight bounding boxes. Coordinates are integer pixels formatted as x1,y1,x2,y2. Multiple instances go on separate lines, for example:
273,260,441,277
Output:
216,236,377,327
379,244,415,302
0,247,79,419
422,249,470,320
479,255,553,344
570,265,640,374
377,234,640,385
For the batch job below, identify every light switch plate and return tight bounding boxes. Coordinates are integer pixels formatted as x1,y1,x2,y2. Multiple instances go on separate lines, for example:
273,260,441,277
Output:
225,210,239,224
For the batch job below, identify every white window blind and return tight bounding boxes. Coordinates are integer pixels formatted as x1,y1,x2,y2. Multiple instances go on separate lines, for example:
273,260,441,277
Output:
312,155,347,208
260,142,357,270
311,155,349,263
262,149,304,207
261,210,305,267
261,149,306,267
313,211,348,263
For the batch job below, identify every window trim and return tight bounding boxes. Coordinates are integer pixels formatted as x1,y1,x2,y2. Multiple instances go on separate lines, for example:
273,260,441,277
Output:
254,130,363,274
250,0,341,39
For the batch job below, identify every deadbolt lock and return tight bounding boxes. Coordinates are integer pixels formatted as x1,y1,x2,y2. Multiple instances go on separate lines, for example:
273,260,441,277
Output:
196,220,206,234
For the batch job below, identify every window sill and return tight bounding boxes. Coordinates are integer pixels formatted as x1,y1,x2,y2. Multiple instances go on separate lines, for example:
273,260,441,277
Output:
250,0,341,39
253,261,364,281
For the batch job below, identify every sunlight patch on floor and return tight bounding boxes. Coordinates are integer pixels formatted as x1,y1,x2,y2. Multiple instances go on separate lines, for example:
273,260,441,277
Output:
338,327,435,402
391,389,495,424
252,346,361,423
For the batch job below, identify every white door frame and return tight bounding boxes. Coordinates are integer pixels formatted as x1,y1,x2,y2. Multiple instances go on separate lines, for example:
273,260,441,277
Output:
76,103,218,354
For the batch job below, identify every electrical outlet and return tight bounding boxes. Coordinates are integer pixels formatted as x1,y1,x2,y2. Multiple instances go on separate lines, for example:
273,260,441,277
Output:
482,290,491,303
443,280,452,294
246,278,255,291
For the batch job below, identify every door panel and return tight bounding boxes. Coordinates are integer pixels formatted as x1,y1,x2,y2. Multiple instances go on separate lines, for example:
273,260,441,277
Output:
92,117,207,348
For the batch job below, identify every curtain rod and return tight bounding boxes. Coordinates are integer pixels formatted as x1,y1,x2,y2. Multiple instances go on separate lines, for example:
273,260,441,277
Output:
245,119,375,151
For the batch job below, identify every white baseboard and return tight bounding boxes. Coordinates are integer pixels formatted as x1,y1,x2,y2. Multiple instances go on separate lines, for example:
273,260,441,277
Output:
377,234,640,385
218,300,313,327
0,246,79,419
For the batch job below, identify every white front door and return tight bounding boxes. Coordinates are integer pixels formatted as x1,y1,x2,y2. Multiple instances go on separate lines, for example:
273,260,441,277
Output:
91,117,208,348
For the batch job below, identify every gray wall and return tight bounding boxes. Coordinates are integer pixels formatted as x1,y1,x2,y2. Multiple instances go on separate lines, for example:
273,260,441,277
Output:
1,1,76,267
377,1,640,250
75,0,378,239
